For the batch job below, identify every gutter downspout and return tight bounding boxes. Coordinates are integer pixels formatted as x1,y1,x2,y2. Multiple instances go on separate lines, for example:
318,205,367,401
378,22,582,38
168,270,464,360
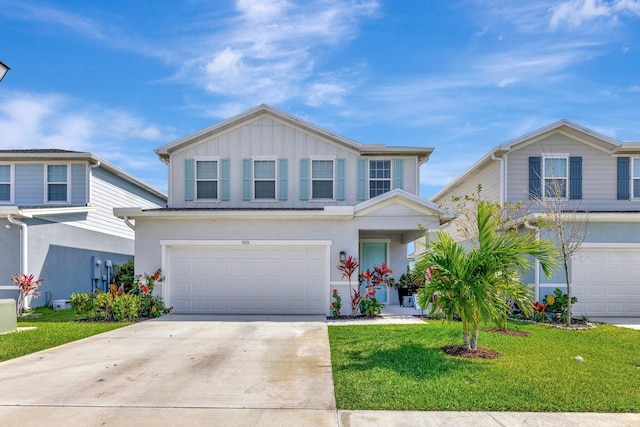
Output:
491,153,505,205
123,216,135,231
7,213,30,309
524,220,541,302
87,160,101,205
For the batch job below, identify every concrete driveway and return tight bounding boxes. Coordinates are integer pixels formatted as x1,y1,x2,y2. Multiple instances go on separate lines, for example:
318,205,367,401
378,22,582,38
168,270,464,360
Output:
0,314,338,426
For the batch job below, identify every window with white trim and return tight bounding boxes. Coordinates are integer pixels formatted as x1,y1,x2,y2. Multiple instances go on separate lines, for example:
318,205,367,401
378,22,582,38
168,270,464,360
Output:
46,164,69,202
542,155,568,198
632,158,640,199
311,160,334,199
254,160,276,199
369,160,391,197
195,160,218,199
0,164,11,202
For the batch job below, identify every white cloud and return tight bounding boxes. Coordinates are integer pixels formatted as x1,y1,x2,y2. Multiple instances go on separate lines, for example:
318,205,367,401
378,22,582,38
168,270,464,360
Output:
550,0,640,30
0,91,175,174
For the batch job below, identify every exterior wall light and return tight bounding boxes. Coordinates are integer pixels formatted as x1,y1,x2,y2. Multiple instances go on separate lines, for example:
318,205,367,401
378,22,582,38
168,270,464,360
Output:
339,251,347,262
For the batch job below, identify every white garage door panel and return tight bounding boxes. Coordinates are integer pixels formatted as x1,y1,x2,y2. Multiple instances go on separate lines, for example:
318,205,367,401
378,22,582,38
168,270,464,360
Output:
168,245,327,314
571,248,640,316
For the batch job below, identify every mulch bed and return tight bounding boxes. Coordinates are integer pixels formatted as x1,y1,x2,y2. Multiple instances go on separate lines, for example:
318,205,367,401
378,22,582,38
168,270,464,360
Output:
483,327,530,337
442,345,500,359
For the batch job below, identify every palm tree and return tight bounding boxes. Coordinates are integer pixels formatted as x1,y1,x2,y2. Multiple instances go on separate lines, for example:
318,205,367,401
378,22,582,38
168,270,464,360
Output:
415,201,558,351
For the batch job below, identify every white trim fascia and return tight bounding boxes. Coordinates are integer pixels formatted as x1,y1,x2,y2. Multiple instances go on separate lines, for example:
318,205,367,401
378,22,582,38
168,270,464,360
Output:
114,207,353,220
22,206,96,216
160,239,333,247
355,188,453,220
580,243,640,249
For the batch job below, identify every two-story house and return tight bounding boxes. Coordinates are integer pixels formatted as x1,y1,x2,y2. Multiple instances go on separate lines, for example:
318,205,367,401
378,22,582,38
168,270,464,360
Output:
432,120,640,317
0,149,167,307
115,104,451,315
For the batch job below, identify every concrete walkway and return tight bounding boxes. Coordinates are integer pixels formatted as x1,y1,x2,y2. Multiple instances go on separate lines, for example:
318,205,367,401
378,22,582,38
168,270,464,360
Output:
0,312,638,426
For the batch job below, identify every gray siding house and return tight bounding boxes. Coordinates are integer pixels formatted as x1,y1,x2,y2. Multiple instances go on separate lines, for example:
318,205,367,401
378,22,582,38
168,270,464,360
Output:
432,120,640,317
116,104,451,315
0,150,167,307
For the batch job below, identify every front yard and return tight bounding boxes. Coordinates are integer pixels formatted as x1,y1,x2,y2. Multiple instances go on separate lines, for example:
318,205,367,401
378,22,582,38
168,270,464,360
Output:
329,320,640,412
0,308,130,362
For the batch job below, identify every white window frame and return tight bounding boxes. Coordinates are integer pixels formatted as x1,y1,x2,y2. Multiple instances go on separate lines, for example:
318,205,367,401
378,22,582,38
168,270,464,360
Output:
542,154,568,199
310,157,335,200
368,159,392,198
632,157,640,200
0,163,14,204
252,157,278,201
194,156,219,201
44,163,70,204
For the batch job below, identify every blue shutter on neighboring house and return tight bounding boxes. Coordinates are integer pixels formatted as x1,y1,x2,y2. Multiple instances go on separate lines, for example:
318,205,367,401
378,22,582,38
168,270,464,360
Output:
336,159,346,200
299,159,309,200
184,159,194,201
529,156,541,198
618,157,630,200
242,159,251,200
393,158,404,190
278,158,288,200
220,159,230,201
357,159,366,200
569,156,582,200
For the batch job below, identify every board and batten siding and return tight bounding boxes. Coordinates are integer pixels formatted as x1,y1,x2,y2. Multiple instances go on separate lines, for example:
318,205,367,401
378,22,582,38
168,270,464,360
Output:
506,133,637,211
169,116,418,208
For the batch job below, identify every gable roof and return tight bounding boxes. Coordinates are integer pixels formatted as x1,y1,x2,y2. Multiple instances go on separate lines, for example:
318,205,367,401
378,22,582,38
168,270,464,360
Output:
155,104,434,163
432,119,639,201
0,149,166,201
354,188,454,224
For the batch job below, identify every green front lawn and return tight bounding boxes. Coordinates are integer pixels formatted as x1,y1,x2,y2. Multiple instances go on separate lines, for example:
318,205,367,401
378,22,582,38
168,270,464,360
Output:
329,321,640,412
0,308,130,362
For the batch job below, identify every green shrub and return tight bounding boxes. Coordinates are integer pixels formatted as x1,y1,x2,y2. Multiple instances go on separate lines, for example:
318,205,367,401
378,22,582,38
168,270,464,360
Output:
110,294,141,322
70,293,94,317
112,259,136,292
360,297,383,316
94,292,115,321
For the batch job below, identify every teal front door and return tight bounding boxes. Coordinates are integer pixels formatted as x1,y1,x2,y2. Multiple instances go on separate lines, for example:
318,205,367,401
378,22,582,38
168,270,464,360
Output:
361,242,388,303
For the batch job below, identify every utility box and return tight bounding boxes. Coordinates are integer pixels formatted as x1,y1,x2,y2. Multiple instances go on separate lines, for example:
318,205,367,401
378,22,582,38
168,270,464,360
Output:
0,299,17,334
53,300,72,311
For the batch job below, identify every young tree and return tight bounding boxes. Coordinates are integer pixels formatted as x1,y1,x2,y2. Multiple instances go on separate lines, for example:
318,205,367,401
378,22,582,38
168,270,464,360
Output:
337,256,360,317
415,201,558,351
533,174,588,326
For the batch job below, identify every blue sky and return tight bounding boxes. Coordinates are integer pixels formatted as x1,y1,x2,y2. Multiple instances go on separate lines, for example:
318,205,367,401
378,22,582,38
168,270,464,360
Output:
1,0,639,197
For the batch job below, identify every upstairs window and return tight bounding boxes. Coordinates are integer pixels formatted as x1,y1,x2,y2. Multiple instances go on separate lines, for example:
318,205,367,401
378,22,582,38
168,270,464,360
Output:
369,160,391,197
254,160,276,199
311,160,334,199
0,164,11,202
542,155,568,198
633,158,640,199
46,164,68,202
195,160,218,199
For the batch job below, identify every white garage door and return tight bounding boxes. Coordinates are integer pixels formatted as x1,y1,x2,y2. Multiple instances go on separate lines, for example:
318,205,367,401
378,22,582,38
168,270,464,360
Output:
571,247,640,316
166,242,328,314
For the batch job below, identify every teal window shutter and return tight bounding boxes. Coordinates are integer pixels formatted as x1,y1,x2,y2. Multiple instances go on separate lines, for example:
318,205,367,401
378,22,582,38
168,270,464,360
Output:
618,157,630,200
569,157,582,200
220,159,230,201
529,157,541,198
336,159,346,200
357,159,366,201
242,159,251,200
299,159,309,200
393,158,404,189
278,158,288,200
184,159,194,201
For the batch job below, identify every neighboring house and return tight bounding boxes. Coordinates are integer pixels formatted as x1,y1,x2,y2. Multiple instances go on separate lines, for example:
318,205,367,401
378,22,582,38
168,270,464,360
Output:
432,120,640,317
115,104,451,315
0,149,167,307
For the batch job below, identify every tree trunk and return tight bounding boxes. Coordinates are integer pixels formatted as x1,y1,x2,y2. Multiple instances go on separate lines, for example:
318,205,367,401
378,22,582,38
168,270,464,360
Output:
564,258,572,326
462,331,471,350
470,327,479,351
